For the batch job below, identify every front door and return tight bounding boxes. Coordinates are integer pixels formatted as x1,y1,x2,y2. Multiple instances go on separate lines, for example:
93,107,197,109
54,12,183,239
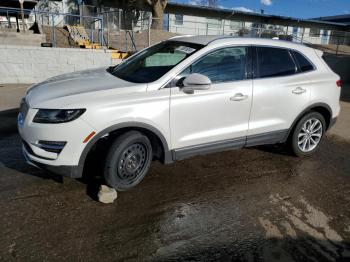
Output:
170,46,253,158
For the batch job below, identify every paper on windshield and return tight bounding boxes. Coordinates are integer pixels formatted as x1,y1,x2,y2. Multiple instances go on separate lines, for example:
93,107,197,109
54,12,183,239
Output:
175,46,197,54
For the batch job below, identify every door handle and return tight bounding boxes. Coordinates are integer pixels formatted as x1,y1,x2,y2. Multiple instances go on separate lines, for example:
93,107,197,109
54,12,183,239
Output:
230,93,248,101
292,87,306,94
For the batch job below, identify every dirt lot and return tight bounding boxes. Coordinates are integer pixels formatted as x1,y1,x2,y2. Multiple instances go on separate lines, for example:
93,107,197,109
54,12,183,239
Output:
0,85,349,261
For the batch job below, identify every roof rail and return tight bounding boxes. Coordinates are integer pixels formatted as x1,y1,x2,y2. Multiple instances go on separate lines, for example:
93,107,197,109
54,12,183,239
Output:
168,35,195,40
207,35,239,45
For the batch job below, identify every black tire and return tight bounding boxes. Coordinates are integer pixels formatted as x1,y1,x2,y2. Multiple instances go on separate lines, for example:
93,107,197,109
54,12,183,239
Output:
290,111,326,157
104,131,152,191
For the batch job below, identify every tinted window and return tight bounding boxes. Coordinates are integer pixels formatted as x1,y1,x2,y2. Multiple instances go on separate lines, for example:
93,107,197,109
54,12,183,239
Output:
293,51,314,72
109,41,203,83
256,47,297,78
179,47,247,83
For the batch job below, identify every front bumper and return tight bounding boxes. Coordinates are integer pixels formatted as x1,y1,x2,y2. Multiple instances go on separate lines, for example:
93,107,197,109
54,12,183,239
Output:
18,104,95,178
23,145,82,178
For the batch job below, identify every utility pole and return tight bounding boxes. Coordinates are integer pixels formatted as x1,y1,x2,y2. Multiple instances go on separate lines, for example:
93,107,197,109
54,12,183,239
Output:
19,0,25,31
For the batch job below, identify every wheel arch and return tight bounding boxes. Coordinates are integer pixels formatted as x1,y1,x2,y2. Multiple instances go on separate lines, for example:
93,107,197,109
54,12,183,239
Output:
76,122,173,178
285,102,333,142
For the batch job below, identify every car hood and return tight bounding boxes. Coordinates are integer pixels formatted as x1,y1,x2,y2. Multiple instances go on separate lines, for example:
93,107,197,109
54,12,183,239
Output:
26,67,144,108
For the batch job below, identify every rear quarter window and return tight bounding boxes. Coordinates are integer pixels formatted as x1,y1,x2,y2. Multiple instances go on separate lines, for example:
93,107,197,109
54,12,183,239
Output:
292,51,315,72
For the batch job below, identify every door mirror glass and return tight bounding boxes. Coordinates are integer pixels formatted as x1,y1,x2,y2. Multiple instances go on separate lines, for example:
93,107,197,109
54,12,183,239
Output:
182,73,211,93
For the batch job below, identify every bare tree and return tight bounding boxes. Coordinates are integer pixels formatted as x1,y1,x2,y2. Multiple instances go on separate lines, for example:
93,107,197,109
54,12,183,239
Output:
145,0,167,30
118,0,140,30
100,0,166,30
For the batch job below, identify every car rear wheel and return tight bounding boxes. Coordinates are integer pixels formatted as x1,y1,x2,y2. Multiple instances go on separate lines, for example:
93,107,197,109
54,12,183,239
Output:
290,112,326,156
104,131,152,191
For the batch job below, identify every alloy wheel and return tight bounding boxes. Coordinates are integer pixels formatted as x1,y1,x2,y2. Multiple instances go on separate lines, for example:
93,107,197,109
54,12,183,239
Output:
297,118,323,153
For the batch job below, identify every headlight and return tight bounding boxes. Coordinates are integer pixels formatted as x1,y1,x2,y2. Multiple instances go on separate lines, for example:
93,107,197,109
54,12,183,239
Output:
33,109,86,123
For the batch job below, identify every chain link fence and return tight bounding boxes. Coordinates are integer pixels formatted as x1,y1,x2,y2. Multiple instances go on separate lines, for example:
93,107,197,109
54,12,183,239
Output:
1,4,349,55
0,6,104,48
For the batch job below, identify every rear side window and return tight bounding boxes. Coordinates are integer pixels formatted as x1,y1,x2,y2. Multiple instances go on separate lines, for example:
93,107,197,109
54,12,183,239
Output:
256,47,297,78
292,51,314,72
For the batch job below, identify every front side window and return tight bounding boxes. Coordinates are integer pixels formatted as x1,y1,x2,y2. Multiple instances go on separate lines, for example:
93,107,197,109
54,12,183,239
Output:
178,47,248,84
256,47,297,78
292,51,314,73
109,41,203,83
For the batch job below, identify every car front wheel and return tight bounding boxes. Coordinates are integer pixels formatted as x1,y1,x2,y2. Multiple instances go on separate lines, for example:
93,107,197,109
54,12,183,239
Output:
290,111,326,156
104,131,153,191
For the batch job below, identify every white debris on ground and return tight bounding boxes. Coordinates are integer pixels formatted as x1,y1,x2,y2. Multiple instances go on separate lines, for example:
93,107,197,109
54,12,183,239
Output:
98,185,118,204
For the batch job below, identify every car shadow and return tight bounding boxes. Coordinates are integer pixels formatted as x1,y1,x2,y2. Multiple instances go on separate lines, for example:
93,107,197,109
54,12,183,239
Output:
0,108,19,135
0,109,66,184
250,144,294,156
78,148,108,201
0,108,106,200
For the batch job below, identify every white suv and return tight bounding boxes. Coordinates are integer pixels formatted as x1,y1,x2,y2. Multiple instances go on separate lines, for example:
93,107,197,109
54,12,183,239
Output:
18,36,341,190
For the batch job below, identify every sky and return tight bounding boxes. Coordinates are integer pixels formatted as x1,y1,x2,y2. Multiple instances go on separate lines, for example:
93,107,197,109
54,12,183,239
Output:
173,0,350,19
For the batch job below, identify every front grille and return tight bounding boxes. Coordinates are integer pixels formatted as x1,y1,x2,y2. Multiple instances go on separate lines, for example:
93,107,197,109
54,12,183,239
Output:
37,140,66,154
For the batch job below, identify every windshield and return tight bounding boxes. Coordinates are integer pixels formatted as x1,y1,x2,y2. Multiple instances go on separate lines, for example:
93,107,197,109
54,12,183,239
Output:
108,41,204,83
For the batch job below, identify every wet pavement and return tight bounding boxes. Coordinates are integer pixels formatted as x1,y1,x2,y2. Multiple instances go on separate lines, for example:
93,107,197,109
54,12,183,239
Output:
0,109,349,261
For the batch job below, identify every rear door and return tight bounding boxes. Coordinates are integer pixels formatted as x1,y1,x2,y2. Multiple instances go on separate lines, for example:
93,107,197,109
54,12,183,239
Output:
248,46,311,144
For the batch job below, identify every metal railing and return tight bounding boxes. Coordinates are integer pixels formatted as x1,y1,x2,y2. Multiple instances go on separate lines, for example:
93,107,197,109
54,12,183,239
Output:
0,6,105,48
1,5,349,56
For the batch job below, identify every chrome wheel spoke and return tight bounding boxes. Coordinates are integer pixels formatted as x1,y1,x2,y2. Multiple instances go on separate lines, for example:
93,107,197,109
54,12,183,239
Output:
311,125,321,133
298,136,307,145
310,121,317,131
298,131,306,138
310,137,317,145
311,133,321,138
302,139,308,150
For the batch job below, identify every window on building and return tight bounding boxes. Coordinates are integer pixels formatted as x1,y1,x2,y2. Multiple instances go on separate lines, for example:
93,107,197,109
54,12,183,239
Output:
179,47,248,83
174,14,183,25
292,51,314,72
207,18,221,28
310,28,321,37
230,21,244,30
256,47,297,78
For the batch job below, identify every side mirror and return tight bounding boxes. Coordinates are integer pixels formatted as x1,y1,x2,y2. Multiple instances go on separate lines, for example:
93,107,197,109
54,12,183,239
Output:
182,73,211,94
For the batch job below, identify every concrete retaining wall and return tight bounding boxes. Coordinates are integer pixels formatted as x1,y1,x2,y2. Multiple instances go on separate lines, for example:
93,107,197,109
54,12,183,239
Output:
0,45,121,84
0,31,46,47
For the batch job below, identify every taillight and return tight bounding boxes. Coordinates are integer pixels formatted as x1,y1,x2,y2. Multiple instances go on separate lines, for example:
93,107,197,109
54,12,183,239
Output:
336,79,342,87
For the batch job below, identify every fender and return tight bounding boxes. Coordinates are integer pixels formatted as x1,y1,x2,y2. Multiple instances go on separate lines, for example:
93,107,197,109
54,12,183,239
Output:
283,102,333,142
75,122,173,178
